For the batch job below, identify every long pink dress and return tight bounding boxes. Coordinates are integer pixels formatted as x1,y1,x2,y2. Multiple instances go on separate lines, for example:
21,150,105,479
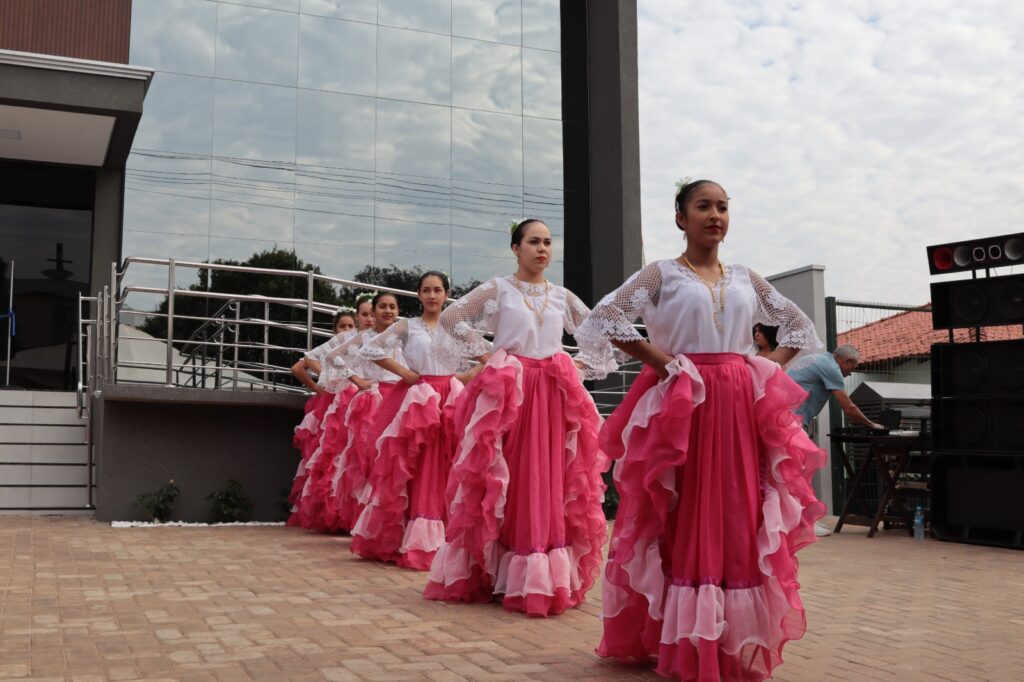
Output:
577,261,826,681
350,317,467,569
423,276,617,617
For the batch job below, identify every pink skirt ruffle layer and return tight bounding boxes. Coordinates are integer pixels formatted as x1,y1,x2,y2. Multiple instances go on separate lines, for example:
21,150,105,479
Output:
287,386,357,530
351,375,463,569
323,381,400,532
424,350,608,617
597,353,826,682
288,391,334,509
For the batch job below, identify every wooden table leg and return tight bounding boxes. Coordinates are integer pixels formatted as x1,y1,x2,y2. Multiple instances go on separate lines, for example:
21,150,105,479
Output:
834,446,872,534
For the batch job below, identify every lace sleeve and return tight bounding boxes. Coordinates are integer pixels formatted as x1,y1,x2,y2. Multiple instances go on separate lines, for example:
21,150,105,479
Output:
323,331,366,378
358,318,408,362
747,268,824,361
563,290,618,380
434,279,499,362
574,262,662,363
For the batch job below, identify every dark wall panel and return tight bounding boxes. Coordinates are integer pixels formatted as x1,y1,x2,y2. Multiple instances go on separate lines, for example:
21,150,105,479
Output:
0,0,131,64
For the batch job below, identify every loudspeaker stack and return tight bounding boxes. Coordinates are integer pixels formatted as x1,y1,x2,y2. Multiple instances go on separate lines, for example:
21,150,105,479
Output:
927,232,1024,549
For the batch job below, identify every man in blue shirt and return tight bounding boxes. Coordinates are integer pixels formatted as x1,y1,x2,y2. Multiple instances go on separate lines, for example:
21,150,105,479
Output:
788,344,883,537
788,344,883,432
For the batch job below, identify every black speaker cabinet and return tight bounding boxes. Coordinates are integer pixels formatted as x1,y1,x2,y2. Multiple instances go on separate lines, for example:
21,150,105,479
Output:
930,273,1024,330
931,453,1024,548
931,340,1024,453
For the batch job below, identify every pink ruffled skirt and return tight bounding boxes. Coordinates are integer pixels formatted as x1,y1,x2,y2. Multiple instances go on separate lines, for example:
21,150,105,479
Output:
287,386,358,530
288,391,334,508
352,375,464,569
424,350,608,617
324,381,400,532
597,353,826,681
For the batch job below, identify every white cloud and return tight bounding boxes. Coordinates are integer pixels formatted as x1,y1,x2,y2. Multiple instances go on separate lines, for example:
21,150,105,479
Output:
638,0,1024,304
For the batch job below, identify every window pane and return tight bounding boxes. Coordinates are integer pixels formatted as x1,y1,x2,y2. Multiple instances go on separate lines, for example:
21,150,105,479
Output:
377,27,451,106
375,99,451,178
210,199,294,242
215,3,298,87
211,159,294,210
524,187,564,234
374,248,449,274
522,0,560,51
378,0,451,34
208,235,289,264
523,117,562,190
121,230,209,289
133,74,213,155
375,174,451,225
295,167,374,217
375,218,451,256
452,109,522,186
300,0,376,23
298,15,376,96
452,180,523,234
451,225,509,260
213,80,296,162
297,90,375,170
452,38,521,114
449,254,506,288
223,0,299,11
130,0,216,77
294,241,373,282
294,210,374,247
452,0,521,44
522,47,561,119
124,152,211,236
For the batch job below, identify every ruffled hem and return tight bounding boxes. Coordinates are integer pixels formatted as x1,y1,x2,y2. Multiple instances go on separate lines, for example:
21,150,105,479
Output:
323,386,383,532
598,355,825,681
424,350,607,617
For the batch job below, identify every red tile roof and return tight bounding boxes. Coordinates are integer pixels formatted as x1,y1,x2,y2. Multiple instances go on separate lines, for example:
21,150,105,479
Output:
837,306,1024,366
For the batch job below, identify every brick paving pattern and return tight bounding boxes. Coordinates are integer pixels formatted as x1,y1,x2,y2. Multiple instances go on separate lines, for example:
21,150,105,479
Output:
1,517,1022,681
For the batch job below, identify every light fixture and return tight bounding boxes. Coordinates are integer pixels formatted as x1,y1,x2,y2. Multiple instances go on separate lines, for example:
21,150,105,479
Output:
0,128,21,140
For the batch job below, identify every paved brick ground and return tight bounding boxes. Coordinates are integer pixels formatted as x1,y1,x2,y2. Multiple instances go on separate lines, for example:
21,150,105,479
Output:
1,517,1022,681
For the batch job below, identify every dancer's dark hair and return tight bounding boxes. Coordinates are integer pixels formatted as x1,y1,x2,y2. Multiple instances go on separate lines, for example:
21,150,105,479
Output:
417,270,450,292
511,218,546,247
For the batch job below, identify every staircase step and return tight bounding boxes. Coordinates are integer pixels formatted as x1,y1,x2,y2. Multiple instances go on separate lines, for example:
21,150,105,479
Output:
0,425,86,445
0,391,78,407
0,406,84,425
0,443,88,464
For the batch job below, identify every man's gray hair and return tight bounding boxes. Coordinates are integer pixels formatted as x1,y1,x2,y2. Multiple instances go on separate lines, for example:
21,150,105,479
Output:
833,344,860,362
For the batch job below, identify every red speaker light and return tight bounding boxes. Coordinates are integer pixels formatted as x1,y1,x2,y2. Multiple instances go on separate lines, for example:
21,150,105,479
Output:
933,247,954,270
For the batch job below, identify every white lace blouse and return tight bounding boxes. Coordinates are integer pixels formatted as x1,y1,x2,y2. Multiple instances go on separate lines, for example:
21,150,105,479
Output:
323,329,404,383
358,317,467,376
434,275,616,380
304,331,355,389
575,260,823,366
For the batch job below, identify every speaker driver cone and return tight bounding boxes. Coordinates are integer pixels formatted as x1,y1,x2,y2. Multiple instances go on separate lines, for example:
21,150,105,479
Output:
951,349,987,391
996,280,1024,321
999,404,1024,446
952,404,989,446
953,284,988,324
995,348,1024,391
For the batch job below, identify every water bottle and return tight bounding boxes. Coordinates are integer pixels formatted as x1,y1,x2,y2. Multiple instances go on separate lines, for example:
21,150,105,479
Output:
913,505,925,540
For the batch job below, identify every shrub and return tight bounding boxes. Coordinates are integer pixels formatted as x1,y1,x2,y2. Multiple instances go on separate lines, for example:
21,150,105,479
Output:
207,479,253,523
135,479,180,522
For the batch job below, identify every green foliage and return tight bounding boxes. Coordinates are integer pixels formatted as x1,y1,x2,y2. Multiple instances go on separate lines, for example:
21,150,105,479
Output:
207,479,253,523
135,479,180,522
337,264,479,319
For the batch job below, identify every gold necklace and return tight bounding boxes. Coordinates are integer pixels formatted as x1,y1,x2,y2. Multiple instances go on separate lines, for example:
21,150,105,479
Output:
681,256,727,330
512,275,551,326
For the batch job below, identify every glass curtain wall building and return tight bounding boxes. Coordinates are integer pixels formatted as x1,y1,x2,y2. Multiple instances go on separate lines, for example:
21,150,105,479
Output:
126,0,565,291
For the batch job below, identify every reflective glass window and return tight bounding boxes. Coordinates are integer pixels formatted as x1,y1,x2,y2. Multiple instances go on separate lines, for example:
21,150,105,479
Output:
452,38,521,114
294,210,374,247
452,0,521,44
295,167,375,217
452,109,522,186
375,218,451,256
121,231,210,288
300,0,376,23
124,152,211,236
298,15,376,96
208,199,293,243
212,80,296,162
524,187,565,234
375,99,451,178
375,174,451,225
448,253,506,288
522,0,560,51
130,0,216,77
377,27,451,106
133,74,213,155
211,159,294,210
215,3,298,87
294,241,374,281
297,90,375,170
523,117,562,190
222,0,299,11
450,225,510,260
523,48,562,119
452,180,523,234
208,235,288,264
378,0,451,34
374,248,451,274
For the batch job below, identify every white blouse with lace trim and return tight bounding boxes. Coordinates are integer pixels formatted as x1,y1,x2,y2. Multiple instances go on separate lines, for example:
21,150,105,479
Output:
358,317,467,376
304,331,355,389
575,260,823,366
433,275,617,380
324,329,403,383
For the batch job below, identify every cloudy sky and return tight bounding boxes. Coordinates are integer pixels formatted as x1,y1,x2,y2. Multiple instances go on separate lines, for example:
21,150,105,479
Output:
636,0,1024,304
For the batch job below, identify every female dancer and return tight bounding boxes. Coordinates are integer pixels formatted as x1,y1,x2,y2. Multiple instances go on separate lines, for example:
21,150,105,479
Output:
752,323,779,359
424,219,616,617
351,271,477,569
288,297,374,529
288,308,357,515
579,180,826,681
320,291,404,532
